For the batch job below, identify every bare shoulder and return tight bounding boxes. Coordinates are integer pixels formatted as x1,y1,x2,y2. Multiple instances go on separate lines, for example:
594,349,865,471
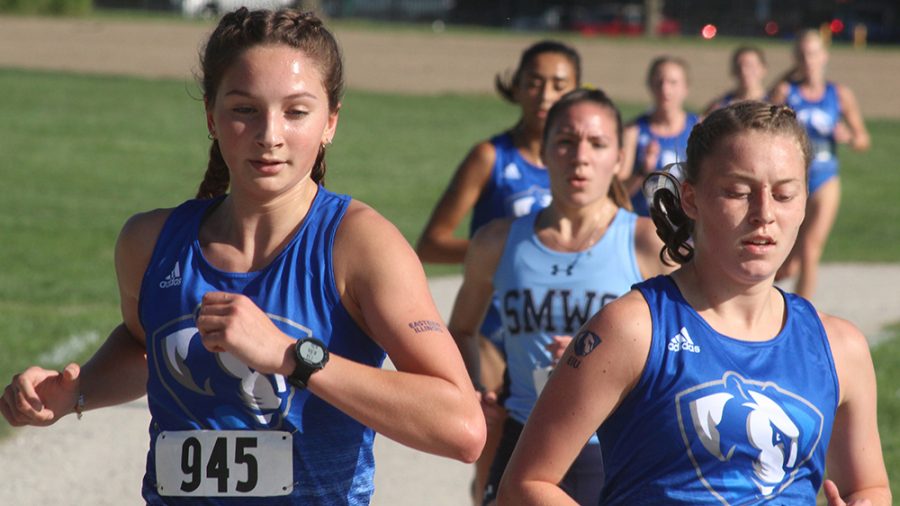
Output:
584,290,653,357
115,207,175,342
335,200,408,255
453,139,497,181
118,208,172,252
819,312,875,402
468,139,497,164
116,207,173,281
589,289,651,336
835,82,855,98
469,216,513,257
569,289,653,387
334,200,426,287
835,82,862,110
819,312,872,364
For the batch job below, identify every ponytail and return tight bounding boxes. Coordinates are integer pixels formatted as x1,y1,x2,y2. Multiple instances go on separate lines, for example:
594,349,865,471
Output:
196,140,230,199
644,164,692,265
311,144,327,185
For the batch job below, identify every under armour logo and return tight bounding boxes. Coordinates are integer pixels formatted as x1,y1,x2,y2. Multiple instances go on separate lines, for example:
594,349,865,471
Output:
551,264,574,276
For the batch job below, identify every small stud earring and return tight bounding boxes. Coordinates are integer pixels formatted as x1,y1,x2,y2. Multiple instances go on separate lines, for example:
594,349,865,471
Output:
208,132,215,140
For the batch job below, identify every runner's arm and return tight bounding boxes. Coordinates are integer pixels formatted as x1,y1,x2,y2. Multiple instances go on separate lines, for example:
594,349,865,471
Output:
836,84,870,152
823,315,890,505
497,291,651,504
416,141,496,264
312,201,486,462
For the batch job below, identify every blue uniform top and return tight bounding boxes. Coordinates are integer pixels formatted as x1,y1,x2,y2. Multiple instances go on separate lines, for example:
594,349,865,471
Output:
494,208,643,428
470,132,552,235
598,275,838,505
786,82,842,194
139,188,386,505
630,113,699,216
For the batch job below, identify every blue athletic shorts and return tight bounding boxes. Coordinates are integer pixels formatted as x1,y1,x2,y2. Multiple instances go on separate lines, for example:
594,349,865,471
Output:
808,160,838,195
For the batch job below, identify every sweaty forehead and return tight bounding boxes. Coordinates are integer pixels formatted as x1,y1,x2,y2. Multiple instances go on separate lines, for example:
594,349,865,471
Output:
552,103,616,134
701,131,806,181
525,53,575,77
220,45,325,95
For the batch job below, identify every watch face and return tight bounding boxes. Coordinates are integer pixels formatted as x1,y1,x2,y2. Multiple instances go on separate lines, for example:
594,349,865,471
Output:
298,340,325,364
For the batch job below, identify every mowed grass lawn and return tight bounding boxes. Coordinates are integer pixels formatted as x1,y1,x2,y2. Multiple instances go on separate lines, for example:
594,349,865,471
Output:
1,68,900,495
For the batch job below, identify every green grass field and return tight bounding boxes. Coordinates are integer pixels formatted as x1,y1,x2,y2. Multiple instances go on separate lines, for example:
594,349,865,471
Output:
1,67,899,493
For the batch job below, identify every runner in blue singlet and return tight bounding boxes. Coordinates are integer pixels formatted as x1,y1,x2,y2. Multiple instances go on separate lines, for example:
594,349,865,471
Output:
621,55,699,216
703,45,768,117
498,101,889,506
0,9,485,505
770,29,871,299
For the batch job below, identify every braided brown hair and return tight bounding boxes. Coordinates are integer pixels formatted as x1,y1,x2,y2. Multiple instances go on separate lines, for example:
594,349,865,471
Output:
648,101,812,265
196,8,344,199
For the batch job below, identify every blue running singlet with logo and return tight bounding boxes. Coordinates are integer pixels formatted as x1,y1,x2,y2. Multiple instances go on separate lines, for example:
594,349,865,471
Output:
495,208,642,427
630,113,699,216
597,275,838,505
472,132,553,345
470,132,552,234
786,82,842,195
139,188,386,505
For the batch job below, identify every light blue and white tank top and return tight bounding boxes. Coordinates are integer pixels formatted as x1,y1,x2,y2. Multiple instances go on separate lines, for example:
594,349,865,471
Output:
139,188,386,505
494,208,642,428
597,275,838,505
630,113,699,216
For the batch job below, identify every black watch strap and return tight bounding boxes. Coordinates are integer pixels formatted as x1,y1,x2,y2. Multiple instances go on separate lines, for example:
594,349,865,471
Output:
288,337,328,389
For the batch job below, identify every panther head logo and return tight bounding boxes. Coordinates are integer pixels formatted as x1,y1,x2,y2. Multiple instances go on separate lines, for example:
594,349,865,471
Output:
676,372,825,503
154,312,313,430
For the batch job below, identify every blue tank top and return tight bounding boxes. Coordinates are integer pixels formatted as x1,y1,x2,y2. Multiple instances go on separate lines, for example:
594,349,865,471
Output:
494,208,642,426
470,132,552,235
786,82,841,172
139,188,386,505
630,113,699,216
598,275,838,505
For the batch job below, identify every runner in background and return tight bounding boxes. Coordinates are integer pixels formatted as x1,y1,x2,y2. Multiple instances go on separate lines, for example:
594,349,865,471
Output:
497,101,889,506
770,29,870,299
703,45,768,116
450,88,672,505
415,39,581,504
0,8,484,505
620,55,699,216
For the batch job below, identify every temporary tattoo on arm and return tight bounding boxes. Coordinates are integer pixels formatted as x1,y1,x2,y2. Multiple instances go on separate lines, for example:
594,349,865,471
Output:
566,330,603,369
408,320,444,334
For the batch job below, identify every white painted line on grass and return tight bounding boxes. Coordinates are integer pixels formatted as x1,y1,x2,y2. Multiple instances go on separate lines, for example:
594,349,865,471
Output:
37,331,101,366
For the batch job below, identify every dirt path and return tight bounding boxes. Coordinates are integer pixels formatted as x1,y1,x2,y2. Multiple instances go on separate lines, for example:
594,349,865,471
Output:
1,16,899,118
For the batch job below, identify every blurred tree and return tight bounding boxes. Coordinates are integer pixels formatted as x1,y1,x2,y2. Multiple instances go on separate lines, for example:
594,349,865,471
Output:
645,0,662,36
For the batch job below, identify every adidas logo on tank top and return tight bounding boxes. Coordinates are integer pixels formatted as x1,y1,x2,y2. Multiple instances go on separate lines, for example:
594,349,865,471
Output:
159,262,182,289
668,326,701,353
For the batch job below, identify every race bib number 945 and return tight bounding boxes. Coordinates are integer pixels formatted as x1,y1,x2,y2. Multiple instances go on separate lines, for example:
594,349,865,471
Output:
155,430,293,497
